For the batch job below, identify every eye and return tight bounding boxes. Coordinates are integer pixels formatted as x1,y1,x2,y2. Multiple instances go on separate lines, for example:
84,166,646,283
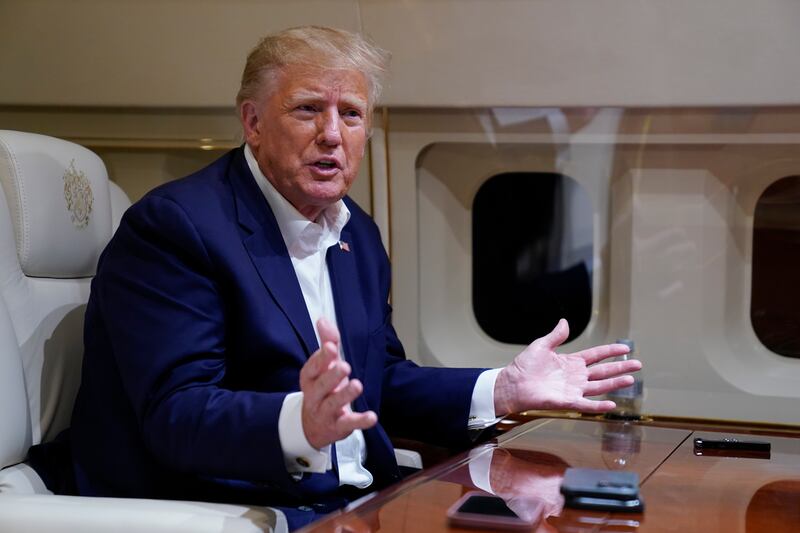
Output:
343,109,361,118
295,104,317,113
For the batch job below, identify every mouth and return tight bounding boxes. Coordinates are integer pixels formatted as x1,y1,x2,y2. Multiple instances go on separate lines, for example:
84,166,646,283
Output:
310,158,342,172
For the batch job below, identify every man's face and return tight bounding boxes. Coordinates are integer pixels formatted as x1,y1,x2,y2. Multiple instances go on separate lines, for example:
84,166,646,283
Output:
241,65,370,220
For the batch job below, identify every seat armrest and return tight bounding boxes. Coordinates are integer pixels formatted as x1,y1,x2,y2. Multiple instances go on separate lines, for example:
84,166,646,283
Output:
0,493,287,533
0,463,52,494
393,448,423,470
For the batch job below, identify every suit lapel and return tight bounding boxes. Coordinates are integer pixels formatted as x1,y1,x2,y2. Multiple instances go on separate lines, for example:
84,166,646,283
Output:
230,148,319,356
327,230,369,397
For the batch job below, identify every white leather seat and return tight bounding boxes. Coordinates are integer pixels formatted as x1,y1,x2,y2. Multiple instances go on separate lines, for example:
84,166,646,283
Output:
0,130,286,533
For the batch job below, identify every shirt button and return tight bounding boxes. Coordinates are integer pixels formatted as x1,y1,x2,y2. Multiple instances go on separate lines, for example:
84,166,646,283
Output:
296,457,311,468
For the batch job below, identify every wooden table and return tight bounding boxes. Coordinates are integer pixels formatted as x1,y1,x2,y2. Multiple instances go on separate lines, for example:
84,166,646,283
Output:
298,416,800,532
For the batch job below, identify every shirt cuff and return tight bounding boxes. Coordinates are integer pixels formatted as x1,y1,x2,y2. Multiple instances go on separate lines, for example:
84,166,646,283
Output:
468,447,496,495
468,368,504,430
278,391,332,474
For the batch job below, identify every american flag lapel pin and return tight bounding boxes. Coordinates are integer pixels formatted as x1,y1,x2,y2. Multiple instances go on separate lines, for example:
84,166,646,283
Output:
339,241,351,252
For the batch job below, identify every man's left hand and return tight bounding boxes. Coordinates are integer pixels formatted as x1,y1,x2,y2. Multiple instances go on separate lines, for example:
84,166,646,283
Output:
493,319,642,416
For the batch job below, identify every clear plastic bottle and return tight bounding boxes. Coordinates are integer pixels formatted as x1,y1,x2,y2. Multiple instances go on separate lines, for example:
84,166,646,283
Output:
602,421,643,470
605,339,643,419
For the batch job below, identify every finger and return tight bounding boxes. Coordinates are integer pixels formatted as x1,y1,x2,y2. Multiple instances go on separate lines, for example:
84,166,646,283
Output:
532,318,569,350
571,397,618,413
331,375,349,395
587,359,642,381
305,360,352,406
301,340,340,383
334,410,378,436
322,378,365,414
318,359,352,394
583,375,635,397
317,317,341,348
570,343,631,365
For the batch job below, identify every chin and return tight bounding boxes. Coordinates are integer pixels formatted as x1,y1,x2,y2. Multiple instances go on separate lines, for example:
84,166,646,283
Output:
305,183,349,201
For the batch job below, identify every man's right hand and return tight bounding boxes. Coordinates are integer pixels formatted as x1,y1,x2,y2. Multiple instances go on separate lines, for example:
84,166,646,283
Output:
300,318,378,450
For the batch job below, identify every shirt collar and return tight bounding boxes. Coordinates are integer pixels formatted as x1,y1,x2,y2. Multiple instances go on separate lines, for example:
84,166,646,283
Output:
244,144,350,256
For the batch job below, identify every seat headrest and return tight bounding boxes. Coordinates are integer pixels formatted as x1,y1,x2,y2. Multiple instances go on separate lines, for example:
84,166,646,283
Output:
0,130,111,278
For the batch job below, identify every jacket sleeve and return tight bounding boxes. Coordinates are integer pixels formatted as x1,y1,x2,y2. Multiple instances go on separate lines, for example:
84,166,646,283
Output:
358,222,486,449
378,320,485,449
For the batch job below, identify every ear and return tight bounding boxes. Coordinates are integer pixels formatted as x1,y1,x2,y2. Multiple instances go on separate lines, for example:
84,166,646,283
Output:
240,100,261,146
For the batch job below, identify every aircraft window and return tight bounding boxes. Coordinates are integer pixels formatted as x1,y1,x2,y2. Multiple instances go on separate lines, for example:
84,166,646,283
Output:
751,175,800,359
472,172,593,344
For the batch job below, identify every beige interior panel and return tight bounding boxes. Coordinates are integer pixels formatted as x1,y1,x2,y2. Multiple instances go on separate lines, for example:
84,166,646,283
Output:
0,0,361,107
362,0,800,107
388,107,800,424
3,1,800,108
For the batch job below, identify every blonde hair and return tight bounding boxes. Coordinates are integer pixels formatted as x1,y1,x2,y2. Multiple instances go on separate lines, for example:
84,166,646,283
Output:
236,26,390,112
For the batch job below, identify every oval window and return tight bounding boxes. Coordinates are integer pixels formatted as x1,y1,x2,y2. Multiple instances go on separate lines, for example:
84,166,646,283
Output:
751,176,800,358
472,172,593,344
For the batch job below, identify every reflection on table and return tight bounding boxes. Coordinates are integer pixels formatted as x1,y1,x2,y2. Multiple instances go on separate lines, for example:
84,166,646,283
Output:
299,417,800,532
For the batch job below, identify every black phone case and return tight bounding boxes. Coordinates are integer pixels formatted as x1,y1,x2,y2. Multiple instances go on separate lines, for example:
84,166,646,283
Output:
560,468,644,512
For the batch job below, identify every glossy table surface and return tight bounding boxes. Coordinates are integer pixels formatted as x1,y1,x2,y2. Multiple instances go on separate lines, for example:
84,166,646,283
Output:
298,417,800,532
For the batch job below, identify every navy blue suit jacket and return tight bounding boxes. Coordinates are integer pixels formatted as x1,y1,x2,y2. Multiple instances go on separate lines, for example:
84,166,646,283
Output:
70,147,483,508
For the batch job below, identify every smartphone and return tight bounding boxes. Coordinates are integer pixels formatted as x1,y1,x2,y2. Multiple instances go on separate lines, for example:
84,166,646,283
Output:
560,468,644,512
693,437,771,459
446,491,544,531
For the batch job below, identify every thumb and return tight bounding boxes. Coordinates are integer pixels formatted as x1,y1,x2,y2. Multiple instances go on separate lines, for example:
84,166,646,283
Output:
535,318,569,350
316,317,341,348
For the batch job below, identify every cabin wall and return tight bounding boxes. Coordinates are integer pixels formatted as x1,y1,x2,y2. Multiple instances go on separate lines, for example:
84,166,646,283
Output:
2,0,800,107
2,1,800,425
381,106,800,425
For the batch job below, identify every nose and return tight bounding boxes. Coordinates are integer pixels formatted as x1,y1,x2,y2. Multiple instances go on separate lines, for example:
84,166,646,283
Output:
316,108,342,147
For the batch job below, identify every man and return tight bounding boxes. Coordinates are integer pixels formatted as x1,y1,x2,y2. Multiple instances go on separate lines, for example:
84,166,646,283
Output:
69,26,640,529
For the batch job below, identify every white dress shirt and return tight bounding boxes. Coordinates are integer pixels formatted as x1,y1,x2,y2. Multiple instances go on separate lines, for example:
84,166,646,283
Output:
244,145,501,488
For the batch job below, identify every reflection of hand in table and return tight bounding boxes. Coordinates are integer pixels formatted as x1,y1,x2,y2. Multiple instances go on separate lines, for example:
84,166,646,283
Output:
488,448,568,521
333,515,373,533
331,505,380,533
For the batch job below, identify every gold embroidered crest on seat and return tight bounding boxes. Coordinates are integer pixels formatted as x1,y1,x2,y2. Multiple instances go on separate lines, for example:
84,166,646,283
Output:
63,159,93,228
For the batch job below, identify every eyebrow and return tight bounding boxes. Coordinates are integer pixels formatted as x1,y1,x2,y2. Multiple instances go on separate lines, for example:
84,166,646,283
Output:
288,89,368,111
